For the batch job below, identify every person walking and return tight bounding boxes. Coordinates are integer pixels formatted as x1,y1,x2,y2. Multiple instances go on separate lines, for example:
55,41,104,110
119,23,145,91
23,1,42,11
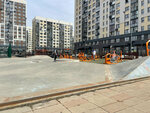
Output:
111,50,117,63
54,50,57,62
93,50,96,61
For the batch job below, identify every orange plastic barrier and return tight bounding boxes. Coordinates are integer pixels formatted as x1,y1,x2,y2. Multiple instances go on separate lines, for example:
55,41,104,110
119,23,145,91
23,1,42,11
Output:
146,40,150,56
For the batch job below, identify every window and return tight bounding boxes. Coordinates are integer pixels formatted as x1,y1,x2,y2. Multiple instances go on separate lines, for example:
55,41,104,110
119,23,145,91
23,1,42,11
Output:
141,17,144,23
103,28,105,32
148,16,150,21
116,3,120,9
141,1,144,6
132,36,137,41
141,9,144,14
116,24,120,29
148,25,150,30
125,0,129,4
148,7,150,12
125,21,129,26
111,39,115,43
116,17,120,23
125,29,129,34
125,37,129,42
125,14,129,19
116,39,120,43
141,26,144,31
103,3,105,7
141,35,144,40
125,6,129,11
116,10,120,15
103,9,105,13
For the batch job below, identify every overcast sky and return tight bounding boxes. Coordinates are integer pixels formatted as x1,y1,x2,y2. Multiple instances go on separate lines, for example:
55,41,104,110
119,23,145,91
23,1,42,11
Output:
26,0,74,27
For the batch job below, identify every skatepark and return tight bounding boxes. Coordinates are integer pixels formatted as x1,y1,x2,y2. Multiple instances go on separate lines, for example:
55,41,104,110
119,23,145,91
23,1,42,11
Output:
0,55,150,106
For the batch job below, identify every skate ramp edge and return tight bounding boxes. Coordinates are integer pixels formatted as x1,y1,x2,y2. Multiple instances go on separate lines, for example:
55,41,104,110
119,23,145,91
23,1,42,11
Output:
110,57,148,81
123,57,150,80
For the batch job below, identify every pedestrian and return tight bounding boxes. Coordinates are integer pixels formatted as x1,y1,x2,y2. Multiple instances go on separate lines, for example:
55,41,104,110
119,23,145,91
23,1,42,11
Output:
54,50,57,62
93,50,96,61
111,50,117,63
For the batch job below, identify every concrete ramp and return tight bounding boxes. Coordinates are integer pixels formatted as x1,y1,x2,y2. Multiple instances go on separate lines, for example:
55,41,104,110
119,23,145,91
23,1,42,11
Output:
124,57,150,80
110,57,150,81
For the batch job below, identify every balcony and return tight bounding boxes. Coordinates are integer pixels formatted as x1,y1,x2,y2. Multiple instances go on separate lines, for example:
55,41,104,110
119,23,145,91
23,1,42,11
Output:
130,23,138,27
110,21,115,25
95,7,100,12
131,15,138,19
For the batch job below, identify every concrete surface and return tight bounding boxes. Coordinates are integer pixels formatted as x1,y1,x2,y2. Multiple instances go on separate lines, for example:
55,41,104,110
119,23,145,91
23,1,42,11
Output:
1,76,150,113
0,56,106,98
0,55,150,103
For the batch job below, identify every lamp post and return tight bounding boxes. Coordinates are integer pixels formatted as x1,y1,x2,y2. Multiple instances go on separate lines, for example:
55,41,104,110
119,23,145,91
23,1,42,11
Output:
6,2,13,58
25,17,27,58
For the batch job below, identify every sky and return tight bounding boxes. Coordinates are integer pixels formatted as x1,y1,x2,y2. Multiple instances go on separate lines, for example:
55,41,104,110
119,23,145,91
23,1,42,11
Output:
26,0,74,27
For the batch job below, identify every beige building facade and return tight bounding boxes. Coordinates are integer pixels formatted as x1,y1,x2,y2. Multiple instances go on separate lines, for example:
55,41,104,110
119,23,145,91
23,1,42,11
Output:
26,27,32,53
75,0,150,42
32,17,73,51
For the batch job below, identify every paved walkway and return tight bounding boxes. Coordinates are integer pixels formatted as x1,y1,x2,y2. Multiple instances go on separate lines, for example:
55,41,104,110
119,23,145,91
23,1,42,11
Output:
1,78,150,113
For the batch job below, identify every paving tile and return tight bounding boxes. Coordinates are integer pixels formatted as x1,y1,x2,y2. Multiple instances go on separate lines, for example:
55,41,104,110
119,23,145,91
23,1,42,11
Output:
102,102,129,113
116,107,144,113
83,107,108,113
0,109,18,113
15,107,32,113
95,88,120,98
110,93,133,102
132,100,150,113
58,95,81,103
60,98,88,108
95,88,113,94
136,93,150,101
83,94,116,107
122,97,145,107
25,112,34,113
32,100,59,110
80,92,96,98
109,86,125,92
68,102,97,113
34,104,70,113
33,107,51,113
0,107,32,113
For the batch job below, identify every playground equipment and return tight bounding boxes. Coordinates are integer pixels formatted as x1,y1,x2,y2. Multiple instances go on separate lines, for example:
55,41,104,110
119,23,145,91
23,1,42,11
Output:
105,51,122,64
146,40,150,56
78,52,99,62
59,49,73,59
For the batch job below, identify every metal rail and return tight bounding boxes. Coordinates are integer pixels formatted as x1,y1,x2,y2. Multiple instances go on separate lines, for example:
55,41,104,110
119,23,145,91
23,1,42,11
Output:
0,76,150,111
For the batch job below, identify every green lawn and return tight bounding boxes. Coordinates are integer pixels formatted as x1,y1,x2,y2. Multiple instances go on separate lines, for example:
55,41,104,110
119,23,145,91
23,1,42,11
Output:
88,59,105,64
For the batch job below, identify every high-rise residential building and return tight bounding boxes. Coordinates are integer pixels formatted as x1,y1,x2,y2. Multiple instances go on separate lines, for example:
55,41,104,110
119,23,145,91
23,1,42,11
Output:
32,16,73,51
26,27,32,53
75,0,150,56
0,0,26,53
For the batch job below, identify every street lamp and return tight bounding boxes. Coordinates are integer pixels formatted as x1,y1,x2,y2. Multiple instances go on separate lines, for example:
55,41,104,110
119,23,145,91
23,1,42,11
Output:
25,17,27,58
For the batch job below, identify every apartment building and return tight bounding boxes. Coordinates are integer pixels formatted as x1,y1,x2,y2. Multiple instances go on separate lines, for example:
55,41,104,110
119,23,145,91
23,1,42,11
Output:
75,0,150,56
0,0,26,53
26,27,32,53
32,16,73,51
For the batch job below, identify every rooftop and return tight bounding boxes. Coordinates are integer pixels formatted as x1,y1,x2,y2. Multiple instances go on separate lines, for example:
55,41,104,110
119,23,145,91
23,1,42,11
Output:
33,16,73,26
10,0,26,4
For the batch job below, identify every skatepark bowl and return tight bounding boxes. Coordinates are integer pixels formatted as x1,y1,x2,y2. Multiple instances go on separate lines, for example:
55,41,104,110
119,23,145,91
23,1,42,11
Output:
0,55,150,106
